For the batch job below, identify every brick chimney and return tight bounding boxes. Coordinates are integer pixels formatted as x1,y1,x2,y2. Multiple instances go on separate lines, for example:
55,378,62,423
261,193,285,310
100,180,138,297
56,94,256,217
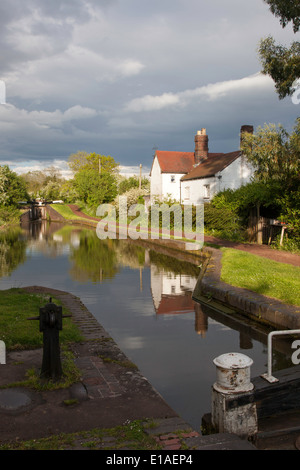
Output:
194,128,209,164
240,125,253,149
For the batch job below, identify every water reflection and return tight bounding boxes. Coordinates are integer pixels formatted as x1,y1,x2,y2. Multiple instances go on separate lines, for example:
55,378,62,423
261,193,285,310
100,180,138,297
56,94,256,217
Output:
0,228,27,278
0,221,296,430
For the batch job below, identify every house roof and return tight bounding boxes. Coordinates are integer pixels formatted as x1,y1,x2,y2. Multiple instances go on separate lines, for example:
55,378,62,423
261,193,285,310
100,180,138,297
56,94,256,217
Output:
152,151,195,174
155,294,195,315
181,151,241,181
151,149,241,179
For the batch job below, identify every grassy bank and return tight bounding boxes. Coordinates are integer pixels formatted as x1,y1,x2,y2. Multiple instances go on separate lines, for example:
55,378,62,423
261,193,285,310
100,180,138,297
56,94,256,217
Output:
221,248,300,306
49,204,90,222
0,288,83,350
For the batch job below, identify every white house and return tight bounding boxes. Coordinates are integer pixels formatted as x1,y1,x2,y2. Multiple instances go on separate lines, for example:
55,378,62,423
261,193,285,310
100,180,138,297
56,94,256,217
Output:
150,126,254,204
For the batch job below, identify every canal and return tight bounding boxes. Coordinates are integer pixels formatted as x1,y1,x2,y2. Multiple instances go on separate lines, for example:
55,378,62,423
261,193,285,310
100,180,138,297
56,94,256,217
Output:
0,221,294,431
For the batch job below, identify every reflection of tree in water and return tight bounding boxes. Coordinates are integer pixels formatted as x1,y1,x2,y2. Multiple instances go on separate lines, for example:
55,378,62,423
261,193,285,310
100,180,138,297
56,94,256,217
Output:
69,230,120,283
148,250,199,277
114,240,146,269
0,228,27,278
56,226,199,283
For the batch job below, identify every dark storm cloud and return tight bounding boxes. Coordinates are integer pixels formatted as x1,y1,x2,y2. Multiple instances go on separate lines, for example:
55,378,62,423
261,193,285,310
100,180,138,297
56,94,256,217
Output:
0,0,298,175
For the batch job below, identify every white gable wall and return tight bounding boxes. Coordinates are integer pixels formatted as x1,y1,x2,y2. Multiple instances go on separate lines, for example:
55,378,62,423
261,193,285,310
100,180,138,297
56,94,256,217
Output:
181,177,216,205
162,173,184,202
219,155,253,192
150,156,162,202
180,156,254,205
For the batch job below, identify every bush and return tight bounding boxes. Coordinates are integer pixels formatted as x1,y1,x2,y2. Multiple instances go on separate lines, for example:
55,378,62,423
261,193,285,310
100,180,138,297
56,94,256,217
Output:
204,203,246,241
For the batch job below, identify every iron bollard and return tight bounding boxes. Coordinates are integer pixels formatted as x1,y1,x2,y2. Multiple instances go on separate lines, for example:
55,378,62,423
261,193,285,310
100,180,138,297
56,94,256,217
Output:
28,298,71,381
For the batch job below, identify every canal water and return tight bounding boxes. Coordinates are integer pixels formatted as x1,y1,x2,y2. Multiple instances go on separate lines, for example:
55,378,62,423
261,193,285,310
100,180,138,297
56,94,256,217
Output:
0,221,294,431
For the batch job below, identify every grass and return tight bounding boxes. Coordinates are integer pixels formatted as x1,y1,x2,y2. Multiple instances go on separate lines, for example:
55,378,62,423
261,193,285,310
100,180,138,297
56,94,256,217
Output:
0,288,83,350
221,248,300,306
49,204,91,221
0,419,162,450
50,204,205,247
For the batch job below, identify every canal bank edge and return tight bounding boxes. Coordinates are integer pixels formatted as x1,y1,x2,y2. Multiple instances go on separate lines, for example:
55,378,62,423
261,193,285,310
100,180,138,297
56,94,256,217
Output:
35,204,300,330
193,247,300,331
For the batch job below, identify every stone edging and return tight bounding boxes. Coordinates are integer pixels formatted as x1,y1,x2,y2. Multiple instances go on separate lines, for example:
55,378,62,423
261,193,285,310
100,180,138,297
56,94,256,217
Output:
192,247,300,330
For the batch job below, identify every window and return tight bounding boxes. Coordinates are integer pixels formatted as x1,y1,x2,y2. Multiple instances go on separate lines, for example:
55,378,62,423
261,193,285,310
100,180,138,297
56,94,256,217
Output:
170,175,175,183
204,184,210,199
184,186,190,200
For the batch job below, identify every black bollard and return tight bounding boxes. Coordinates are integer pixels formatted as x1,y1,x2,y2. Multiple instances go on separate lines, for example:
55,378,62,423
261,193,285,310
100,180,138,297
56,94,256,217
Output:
28,298,71,381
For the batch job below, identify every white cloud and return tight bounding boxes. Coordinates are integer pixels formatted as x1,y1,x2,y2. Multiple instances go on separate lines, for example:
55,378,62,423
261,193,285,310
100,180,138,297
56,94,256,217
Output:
0,103,98,129
125,73,273,112
126,92,180,112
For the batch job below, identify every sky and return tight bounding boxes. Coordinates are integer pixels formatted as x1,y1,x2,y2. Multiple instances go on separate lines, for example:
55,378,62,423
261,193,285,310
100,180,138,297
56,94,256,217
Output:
0,0,299,179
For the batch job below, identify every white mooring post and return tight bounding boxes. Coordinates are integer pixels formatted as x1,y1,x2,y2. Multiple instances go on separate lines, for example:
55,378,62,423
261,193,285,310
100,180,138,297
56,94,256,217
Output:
0,341,6,364
211,353,257,438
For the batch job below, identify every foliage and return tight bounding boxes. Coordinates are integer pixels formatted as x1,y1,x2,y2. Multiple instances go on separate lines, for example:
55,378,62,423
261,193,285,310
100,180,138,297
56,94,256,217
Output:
259,37,300,99
118,175,150,195
203,203,245,241
68,151,119,175
57,180,79,203
241,120,300,182
0,206,22,227
0,228,27,278
259,0,300,98
113,186,149,209
212,180,281,222
263,0,300,32
73,169,118,208
21,166,64,199
66,151,119,210
0,165,29,206
69,230,120,282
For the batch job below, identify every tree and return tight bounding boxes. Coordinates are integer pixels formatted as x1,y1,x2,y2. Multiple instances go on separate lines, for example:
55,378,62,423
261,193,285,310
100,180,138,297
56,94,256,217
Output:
21,166,65,198
118,175,150,194
0,165,29,206
68,151,119,176
241,119,300,243
259,37,300,99
259,0,300,98
68,151,119,209
73,169,118,208
263,0,300,32
241,119,300,183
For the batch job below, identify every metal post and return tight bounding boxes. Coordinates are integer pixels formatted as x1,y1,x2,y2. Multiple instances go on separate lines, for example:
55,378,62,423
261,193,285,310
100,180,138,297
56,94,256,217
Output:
28,298,71,381
261,329,300,383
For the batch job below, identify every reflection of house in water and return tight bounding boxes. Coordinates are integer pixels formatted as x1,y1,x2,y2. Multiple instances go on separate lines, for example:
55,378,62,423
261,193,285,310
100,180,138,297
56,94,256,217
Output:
150,265,208,337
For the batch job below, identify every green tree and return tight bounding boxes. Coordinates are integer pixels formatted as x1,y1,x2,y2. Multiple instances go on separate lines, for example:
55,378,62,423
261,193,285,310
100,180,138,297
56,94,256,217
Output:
118,175,149,194
68,151,119,176
73,169,117,208
259,0,300,98
0,165,29,206
259,37,300,99
21,166,65,198
241,119,300,183
68,151,119,209
263,0,300,32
